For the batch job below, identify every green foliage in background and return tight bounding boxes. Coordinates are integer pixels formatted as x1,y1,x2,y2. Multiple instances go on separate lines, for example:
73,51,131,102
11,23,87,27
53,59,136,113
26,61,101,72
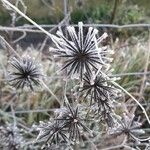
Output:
0,0,149,25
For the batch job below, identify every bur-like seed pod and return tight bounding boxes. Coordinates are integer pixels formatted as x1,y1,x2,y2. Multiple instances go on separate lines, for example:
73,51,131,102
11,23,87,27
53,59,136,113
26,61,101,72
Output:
51,22,109,80
80,73,119,126
80,73,116,109
36,103,91,146
8,56,43,90
36,120,68,146
56,103,90,143
0,124,24,150
109,114,145,139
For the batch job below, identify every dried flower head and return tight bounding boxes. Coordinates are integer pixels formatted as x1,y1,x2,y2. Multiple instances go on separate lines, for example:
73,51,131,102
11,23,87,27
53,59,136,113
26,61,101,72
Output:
37,120,68,146
36,103,90,147
110,114,145,140
80,73,119,126
51,22,109,80
0,124,24,150
8,56,43,90
80,73,116,109
56,103,90,143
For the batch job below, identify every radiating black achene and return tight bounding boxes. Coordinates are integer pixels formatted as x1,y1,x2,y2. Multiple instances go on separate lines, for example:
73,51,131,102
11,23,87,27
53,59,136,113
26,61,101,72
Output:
8,56,43,90
52,22,109,80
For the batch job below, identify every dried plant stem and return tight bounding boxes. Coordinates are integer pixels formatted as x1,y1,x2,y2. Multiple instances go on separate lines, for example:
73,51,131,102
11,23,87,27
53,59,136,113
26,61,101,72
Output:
40,80,60,104
110,0,119,24
84,133,98,150
0,26,46,33
36,12,70,60
112,81,150,124
110,71,150,77
1,0,53,39
129,31,150,117
112,81,150,141
9,109,56,114
101,136,127,150
10,103,17,128
0,35,20,58
139,32,150,100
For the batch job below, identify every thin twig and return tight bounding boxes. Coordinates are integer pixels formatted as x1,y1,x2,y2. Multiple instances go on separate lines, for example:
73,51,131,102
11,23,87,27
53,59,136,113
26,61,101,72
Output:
110,71,150,77
0,26,46,33
8,108,57,114
10,103,17,128
12,30,26,43
0,35,20,58
139,31,150,101
40,80,60,104
1,0,53,38
36,11,70,60
112,81,150,141
129,30,150,115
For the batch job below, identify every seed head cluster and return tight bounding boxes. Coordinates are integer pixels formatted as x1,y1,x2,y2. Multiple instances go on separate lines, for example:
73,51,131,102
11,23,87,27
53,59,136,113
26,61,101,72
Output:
36,22,121,147
37,103,90,146
3,21,145,149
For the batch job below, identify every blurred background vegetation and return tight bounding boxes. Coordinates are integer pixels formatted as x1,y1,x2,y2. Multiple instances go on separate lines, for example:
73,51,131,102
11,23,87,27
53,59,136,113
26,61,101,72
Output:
0,0,150,25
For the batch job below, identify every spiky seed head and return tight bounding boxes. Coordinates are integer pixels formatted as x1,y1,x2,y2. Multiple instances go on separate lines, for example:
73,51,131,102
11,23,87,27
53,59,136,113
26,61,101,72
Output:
51,22,110,80
109,114,145,140
0,124,24,149
56,103,90,143
80,73,116,107
36,120,68,145
8,55,43,90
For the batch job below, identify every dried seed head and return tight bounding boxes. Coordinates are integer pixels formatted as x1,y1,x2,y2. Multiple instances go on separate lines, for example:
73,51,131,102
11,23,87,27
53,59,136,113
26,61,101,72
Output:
37,120,68,146
51,22,110,80
0,124,24,149
56,103,90,142
80,73,117,108
109,114,145,140
8,56,43,90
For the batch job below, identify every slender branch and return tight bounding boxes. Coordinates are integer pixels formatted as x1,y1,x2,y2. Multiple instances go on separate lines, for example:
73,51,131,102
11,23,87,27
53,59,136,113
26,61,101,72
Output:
36,11,71,59
1,23,150,34
112,81,150,141
1,0,53,38
110,0,119,24
40,80,60,104
0,26,45,33
8,108,57,114
110,71,150,77
129,30,150,115
10,103,17,128
0,35,20,58
139,31,150,100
